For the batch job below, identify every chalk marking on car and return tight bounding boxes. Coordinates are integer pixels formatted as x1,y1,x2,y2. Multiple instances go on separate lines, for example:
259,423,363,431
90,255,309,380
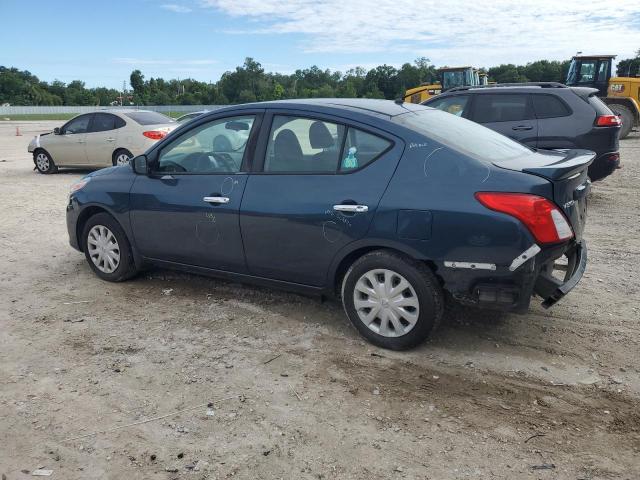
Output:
444,261,496,271
422,147,445,177
508,244,542,272
221,176,235,196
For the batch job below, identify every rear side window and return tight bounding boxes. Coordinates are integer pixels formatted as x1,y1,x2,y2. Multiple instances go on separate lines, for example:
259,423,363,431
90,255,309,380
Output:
532,95,571,118
473,94,532,123
125,111,174,125
114,116,126,128
340,128,391,171
265,116,345,173
90,113,116,132
425,95,470,117
396,109,533,162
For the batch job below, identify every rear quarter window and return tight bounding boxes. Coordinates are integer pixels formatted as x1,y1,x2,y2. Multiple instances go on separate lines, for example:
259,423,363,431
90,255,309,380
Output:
587,95,614,116
532,94,571,118
125,111,175,125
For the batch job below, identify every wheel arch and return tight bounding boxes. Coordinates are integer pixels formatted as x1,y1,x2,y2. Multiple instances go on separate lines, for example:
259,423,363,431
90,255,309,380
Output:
112,147,134,163
328,240,440,297
603,97,640,124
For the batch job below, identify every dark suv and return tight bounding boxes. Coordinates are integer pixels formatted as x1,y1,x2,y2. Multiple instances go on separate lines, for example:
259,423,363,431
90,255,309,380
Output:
423,83,621,181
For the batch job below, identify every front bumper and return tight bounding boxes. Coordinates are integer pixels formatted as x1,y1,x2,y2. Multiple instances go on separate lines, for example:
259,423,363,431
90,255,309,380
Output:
535,240,587,308
66,196,82,251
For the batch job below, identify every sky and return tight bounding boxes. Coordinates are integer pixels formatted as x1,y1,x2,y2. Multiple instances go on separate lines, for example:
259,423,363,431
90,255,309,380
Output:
1,0,639,89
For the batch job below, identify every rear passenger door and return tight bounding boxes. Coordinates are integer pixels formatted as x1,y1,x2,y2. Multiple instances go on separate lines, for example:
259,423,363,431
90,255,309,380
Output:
470,93,538,146
531,94,575,149
240,112,403,286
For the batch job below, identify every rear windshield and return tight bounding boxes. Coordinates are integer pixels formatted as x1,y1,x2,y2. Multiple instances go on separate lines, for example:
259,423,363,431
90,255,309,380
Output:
587,94,613,116
396,109,533,162
125,111,175,125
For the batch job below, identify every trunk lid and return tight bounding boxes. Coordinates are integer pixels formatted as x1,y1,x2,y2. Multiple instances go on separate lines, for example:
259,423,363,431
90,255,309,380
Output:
494,149,595,241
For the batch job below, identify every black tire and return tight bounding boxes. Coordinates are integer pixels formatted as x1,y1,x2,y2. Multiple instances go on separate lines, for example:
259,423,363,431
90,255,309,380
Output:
81,212,138,282
609,104,633,139
112,148,133,167
34,149,57,174
341,250,444,350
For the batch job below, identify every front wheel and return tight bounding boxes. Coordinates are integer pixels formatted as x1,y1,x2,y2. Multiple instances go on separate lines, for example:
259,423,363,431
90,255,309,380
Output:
341,250,444,350
82,212,138,282
34,150,57,174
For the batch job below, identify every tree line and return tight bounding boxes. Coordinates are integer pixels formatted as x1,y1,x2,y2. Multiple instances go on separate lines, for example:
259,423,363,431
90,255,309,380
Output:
1,53,639,107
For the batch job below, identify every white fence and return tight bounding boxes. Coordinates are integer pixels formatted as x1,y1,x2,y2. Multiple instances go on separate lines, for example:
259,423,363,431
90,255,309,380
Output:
0,105,225,115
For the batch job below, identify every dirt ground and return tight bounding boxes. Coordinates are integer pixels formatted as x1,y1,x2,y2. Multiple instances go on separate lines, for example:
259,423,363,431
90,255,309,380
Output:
0,121,638,480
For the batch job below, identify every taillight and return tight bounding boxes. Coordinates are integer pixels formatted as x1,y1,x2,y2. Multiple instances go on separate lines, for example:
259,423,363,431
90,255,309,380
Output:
475,192,573,245
143,130,167,140
595,115,621,127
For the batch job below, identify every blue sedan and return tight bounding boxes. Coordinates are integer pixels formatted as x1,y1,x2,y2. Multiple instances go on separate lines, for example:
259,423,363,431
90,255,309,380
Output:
66,99,591,350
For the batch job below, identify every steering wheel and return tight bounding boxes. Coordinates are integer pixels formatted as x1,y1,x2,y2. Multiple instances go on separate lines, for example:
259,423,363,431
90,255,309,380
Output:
210,152,237,172
159,160,186,173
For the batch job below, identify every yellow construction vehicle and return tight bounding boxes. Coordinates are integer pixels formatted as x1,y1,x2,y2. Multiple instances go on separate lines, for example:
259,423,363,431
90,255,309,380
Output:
403,66,481,103
565,54,640,138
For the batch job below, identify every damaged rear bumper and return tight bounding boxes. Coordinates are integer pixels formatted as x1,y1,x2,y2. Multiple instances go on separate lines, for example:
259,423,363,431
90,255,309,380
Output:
441,240,587,312
534,240,587,308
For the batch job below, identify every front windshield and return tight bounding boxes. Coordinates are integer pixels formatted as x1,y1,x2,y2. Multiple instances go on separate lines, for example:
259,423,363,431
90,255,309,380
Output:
396,109,534,162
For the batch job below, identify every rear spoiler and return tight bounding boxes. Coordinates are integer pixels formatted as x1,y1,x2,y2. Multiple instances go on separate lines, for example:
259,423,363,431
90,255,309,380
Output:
568,86,599,99
522,150,595,181
493,149,595,181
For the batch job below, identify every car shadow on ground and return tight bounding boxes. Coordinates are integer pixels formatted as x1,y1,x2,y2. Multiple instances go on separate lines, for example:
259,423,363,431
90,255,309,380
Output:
122,266,516,352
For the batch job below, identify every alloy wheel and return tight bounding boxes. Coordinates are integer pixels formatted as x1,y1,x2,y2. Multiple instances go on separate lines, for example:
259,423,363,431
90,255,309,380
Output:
35,152,49,171
116,153,131,165
87,225,120,274
353,268,419,337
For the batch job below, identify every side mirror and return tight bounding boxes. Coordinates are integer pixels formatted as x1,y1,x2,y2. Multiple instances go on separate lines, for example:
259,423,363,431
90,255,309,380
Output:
131,155,148,174
54,127,61,135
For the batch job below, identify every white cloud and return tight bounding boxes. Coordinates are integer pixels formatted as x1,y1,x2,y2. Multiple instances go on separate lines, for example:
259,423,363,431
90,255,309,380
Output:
113,58,216,66
202,0,640,66
161,3,192,13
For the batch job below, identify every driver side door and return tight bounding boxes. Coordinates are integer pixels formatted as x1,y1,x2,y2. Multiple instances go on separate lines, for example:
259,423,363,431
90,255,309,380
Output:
47,113,93,166
129,112,262,273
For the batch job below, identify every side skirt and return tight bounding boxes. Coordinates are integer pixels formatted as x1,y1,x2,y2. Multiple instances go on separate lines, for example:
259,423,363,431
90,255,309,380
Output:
144,257,327,298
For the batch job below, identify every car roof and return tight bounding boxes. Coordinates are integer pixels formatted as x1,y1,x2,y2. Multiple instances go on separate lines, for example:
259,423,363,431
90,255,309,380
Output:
210,98,428,120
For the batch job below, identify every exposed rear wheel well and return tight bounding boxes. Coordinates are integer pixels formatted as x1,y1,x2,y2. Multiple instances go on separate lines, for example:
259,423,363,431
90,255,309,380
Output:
333,246,441,297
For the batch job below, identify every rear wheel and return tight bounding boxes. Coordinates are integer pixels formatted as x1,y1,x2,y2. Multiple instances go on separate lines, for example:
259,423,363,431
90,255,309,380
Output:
82,212,138,282
112,148,133,166
341,250,444,350
608,104,633,139
34,150,57,174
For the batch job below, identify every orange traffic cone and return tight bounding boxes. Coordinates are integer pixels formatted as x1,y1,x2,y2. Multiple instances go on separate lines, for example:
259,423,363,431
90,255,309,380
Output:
15,126,22,136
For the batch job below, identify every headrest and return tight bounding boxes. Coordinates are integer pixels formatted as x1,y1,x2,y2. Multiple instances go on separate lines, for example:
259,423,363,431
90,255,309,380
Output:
309,121,334,149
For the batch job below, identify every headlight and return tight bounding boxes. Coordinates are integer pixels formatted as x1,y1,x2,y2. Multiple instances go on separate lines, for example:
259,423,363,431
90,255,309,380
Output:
70,177,90,194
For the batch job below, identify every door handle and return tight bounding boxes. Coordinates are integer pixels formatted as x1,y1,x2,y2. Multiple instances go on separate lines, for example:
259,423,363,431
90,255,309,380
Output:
512,125,533,131
77,140,85,143
203,196,230,204
333,204,368,213
106,137,116,142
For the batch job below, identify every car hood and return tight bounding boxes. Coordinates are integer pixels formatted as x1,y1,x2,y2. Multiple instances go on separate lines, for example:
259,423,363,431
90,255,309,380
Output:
86,165,128,178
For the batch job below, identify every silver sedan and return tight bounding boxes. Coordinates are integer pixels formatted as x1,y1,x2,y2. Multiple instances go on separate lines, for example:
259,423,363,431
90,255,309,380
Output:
28,110,177,173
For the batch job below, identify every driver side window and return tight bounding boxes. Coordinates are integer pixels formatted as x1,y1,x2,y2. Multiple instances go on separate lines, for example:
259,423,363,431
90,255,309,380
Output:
62,114,91,135
157,115,255,174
